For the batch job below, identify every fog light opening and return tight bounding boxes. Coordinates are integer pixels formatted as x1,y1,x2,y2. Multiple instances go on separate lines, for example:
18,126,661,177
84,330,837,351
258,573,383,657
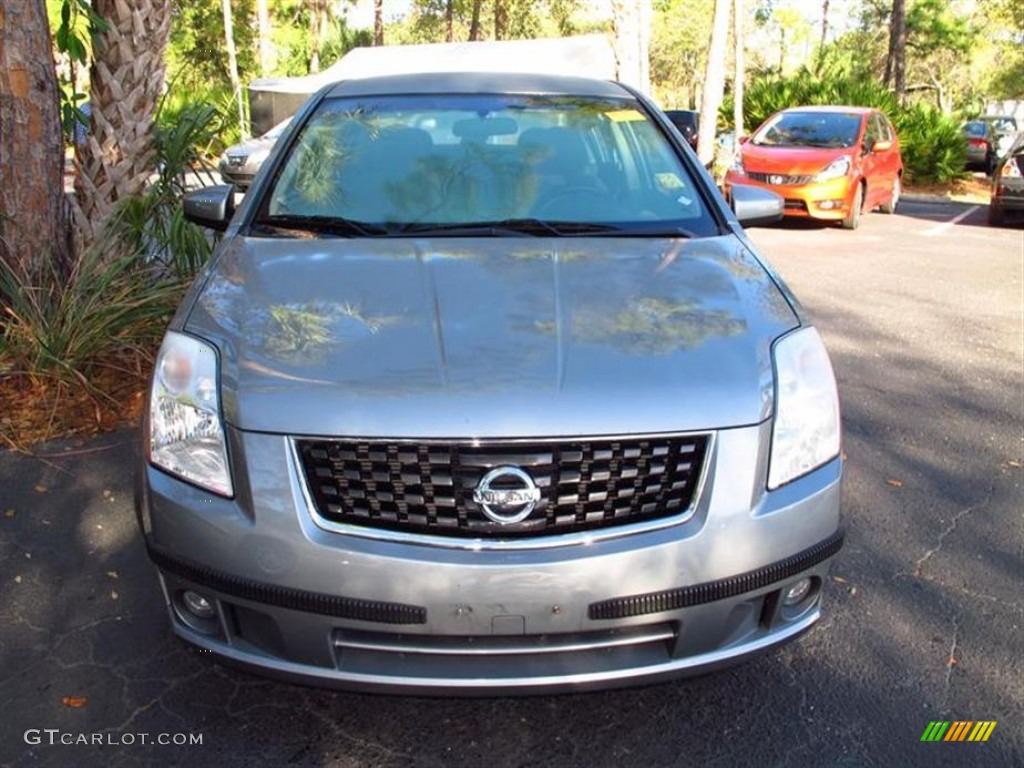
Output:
782,578,813,607
182,589,217,619
173,589,222,636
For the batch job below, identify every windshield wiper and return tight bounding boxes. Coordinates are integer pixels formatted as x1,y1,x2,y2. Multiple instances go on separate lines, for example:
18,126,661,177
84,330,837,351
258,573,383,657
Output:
580,223,698,238
390,219,619,237
251,214,388,238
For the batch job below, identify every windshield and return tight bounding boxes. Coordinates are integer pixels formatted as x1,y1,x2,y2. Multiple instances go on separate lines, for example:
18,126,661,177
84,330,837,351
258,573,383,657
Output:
751,111,863,149
258,93,716,236
963,122,988,138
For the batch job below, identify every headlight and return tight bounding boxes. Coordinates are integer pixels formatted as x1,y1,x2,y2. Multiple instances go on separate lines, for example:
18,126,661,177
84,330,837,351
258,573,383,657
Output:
148,331,233,496
246,147,270,167
768,327,841,489
814,156,851,182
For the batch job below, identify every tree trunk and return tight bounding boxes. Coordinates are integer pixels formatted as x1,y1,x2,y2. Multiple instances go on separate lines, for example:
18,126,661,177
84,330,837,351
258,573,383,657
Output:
611,0,651,94
256,0,273,77
223,0,247,140
0,0,71,274
446,0,454,42
887,0,906,99
309,0,322,73
816,0,829,72
698,0,730,166
733,0,744,138
72,0,172,247
819,0,829,51
494,0,508,41
469,0,482,41
374,0,384,45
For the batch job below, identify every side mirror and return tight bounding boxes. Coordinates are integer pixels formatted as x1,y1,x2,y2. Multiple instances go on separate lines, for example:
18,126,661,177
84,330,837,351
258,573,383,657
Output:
872,139,893,153
738,135,749,145
731,183,784,227
183,185,235,231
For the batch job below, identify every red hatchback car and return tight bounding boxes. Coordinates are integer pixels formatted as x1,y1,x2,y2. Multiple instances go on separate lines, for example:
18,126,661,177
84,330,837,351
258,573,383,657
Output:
726,106,903,230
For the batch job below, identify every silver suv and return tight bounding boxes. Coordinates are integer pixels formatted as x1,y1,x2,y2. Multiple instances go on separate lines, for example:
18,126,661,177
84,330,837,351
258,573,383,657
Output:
137,72,843,694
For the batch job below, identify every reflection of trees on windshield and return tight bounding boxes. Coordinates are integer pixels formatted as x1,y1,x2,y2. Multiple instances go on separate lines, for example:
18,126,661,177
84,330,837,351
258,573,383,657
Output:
755,113,861,148
269,109,378,215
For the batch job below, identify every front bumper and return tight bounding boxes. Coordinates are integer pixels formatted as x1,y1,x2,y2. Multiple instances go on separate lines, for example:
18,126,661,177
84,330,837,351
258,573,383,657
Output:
726,173,854,221
136,424,843,695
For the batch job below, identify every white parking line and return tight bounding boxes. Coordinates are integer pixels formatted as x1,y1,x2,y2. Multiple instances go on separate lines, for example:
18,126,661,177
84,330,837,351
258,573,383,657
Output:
922,205,981,237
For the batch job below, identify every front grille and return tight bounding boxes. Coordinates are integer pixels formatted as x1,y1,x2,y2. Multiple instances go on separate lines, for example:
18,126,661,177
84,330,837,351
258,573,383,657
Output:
784,199,808,211
296,434,709,539
748,171,813,186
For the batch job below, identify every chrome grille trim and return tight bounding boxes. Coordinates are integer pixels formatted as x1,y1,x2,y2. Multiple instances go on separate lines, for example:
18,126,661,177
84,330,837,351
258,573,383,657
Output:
333,624,677,657
747,171,813,185
289,431,716,551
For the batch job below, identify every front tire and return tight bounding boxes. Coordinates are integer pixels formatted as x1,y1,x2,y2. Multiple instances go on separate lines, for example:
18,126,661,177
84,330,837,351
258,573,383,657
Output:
988,204,1004,227
842,183,864,230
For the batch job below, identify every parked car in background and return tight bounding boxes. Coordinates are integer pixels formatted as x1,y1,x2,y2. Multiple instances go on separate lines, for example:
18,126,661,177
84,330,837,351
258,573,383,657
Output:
988,131,1024,226
138,72,844,695
664,109,699,150
962,120,998,175
725,106,902,230
980,115,1018,157
217,118,291,190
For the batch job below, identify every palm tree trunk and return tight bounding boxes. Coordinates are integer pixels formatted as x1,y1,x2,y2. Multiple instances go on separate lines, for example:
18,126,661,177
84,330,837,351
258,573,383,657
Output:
73,0,172,246
374,0,384,45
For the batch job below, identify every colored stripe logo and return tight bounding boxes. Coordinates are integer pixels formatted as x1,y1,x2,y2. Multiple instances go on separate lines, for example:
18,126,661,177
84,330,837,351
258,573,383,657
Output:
921,721,997,742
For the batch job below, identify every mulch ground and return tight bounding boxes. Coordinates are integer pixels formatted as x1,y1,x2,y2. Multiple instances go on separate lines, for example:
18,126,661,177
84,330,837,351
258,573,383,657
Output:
0,366,147,451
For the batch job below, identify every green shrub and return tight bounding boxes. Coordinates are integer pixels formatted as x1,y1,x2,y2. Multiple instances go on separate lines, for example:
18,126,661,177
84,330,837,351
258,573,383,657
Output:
0,247,182,391
103,98,222,281
895,103,968,184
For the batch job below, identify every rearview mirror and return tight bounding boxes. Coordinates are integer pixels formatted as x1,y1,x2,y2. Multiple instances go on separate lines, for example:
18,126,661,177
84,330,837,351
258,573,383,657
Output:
183,185,235,231
731,184,784,227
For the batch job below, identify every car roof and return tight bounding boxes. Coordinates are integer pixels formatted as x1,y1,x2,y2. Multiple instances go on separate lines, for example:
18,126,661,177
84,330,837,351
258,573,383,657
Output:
325,72,630,99
779,105,877,115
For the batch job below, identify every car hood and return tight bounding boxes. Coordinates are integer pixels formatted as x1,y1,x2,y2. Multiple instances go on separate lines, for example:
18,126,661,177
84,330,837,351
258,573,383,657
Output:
184,235,799,438
741,144,850,176
222,136,276,160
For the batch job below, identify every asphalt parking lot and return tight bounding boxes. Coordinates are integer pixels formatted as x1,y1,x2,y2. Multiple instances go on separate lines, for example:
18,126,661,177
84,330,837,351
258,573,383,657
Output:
1,200,1021,768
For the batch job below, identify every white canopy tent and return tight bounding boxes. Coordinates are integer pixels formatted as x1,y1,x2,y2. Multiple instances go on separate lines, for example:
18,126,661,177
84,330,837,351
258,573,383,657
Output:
248,35,620,135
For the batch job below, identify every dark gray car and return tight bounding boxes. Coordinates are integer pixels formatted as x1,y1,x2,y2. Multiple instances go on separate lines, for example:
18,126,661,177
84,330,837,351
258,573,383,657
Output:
137,72,843,694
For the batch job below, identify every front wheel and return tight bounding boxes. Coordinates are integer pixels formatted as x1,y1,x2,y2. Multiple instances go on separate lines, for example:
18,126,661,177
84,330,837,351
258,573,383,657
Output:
988,204,1004,227
841,183,863,230
879,176,900,215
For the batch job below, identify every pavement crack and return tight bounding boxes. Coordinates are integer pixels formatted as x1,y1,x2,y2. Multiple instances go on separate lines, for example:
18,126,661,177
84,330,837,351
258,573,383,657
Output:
939,614,962,716
911,486,993,578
